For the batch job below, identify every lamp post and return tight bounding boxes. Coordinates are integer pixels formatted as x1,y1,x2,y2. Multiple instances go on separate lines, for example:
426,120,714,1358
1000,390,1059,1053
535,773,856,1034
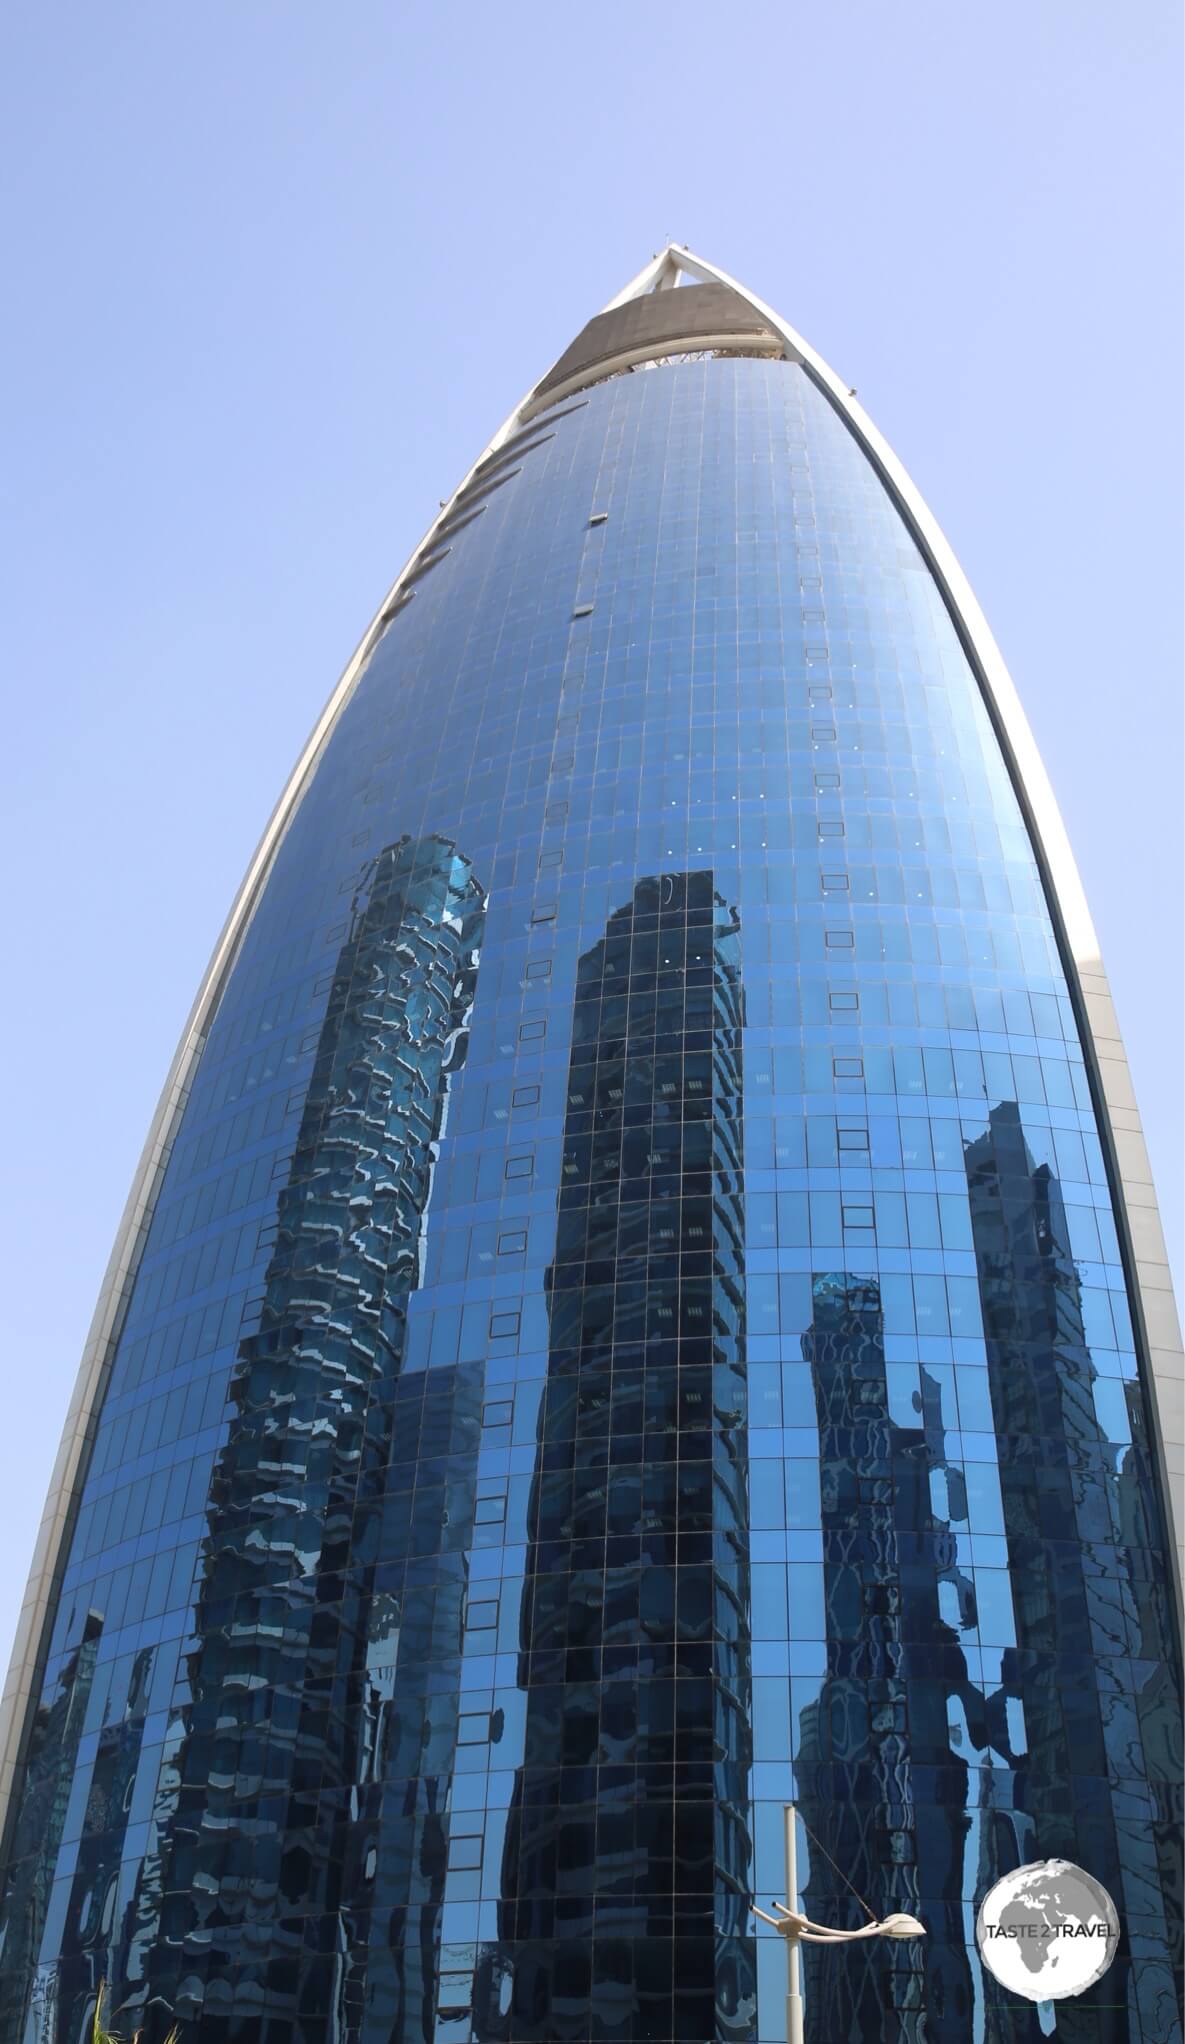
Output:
751,1805,927,2044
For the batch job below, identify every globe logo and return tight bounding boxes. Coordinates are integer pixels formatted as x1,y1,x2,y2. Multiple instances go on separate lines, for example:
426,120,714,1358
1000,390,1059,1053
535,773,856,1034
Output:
976,1861,1119,2001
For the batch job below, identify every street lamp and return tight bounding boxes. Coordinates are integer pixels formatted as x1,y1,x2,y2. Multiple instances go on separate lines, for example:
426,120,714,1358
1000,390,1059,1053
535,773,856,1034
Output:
752,1805,927,2044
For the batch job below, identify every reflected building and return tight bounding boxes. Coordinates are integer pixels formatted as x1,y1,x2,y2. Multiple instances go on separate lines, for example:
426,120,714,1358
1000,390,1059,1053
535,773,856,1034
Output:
0,250,1180,2042
136,835,487,2039
794,1272,981,2043
477,873,752,2043
0,1613,102,2041
964,1103,1183,2041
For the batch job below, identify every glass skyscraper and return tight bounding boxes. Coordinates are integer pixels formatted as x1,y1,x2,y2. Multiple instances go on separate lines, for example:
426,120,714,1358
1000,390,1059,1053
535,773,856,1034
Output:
0,249,1179,2044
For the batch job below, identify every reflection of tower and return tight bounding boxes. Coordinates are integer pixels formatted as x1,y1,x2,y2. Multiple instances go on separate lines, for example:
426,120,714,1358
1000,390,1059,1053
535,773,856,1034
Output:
479,873,753,2044
1116,1378,1185,2023
964,1102,1183,2040
54,1644,156,2037
795,1274,978,2044
136,835,486,2039
0,1612,101,2041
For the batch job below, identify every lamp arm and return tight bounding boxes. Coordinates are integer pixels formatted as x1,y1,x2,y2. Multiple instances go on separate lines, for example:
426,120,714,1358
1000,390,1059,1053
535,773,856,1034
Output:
756,1902,924,1944
796,1922,882,1943
779,1910,890,1943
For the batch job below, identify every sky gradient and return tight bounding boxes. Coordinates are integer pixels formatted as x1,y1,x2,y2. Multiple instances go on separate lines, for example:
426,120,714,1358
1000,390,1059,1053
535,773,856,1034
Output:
0,0,1180,1680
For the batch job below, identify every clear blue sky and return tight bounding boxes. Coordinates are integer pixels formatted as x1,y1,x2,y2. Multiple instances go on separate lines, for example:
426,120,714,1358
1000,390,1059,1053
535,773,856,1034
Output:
1,2,1180,1678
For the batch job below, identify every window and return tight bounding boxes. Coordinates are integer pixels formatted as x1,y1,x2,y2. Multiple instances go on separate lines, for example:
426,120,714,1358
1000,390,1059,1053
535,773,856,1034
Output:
825,930,854,950
829,990,859,1012
457,1713,491,1745
876,1827,915,1865
504,1152,534,1181
518,1019,547,1044
588,511,608,525
447,1832,484,1870
530,903,556,924
437,1973,474,2017
818,820,845,838
811,725,837,743
545,800,568,823
838,1126,869,1150
465,1596,499,1630
524,959,551,980
833,1056,864,1078
482,1400,513,1428
511,1085,540,1109
538,848,563,870
815,771,840,789
497,1230,527,1256
808,682,832,701
883,1968,918,2008
488,1309,521,1340
474,1491,507,1524
821,872,849,893
572,603,594,619
843,1203,875,1228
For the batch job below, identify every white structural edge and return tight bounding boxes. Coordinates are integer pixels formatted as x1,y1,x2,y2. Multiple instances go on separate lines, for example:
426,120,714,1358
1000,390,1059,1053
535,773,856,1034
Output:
2,247,1180,1854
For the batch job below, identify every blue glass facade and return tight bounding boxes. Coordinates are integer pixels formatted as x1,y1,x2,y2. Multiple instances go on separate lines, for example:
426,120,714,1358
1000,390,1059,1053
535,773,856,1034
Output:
0,340,1179,2043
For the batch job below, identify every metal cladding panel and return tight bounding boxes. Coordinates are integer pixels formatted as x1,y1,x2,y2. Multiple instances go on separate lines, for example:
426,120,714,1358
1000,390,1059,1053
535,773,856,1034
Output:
534,279,779,397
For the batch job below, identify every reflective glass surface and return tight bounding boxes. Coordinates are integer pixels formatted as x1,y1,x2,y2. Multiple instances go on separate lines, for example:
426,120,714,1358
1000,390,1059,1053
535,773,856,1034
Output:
0,356,1179,2043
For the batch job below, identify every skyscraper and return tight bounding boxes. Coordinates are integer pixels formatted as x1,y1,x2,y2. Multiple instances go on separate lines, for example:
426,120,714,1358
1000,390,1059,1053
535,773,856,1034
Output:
0,249,1179,2043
